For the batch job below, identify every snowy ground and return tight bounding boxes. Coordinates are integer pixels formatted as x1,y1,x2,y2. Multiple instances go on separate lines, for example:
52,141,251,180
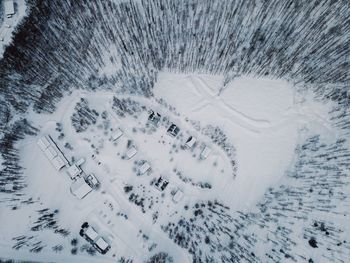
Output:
0,73,336,262
0,0,27,58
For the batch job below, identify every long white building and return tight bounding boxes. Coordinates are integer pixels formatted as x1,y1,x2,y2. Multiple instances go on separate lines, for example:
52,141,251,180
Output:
37,135,69,171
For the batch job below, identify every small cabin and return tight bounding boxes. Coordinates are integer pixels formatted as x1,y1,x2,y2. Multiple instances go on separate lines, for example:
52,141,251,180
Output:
126,146,137,159
139,162,151,175
148,110,161,126
185,136,196,149
200,145,212,159
172,189,184,203
154,176,169,191
167,123,180,137
112,128,123,141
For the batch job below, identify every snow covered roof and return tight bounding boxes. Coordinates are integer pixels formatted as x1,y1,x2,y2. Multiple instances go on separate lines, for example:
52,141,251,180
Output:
51,156,67,171
112,128,123,141
4,0,15,15
95,237,109,251
139,162,151,174
172,189,184,203
37,136,51,150
200,145,212,159
70,177,92,199
185,136,196,148
126,146,137,159
44,146,58,160
167,123,180,137
85,226,98,242
67,164,82,179
37,135,68,171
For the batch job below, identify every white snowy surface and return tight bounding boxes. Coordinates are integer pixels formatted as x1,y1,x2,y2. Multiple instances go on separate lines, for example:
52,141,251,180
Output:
0,0,27,59
0,73,335,262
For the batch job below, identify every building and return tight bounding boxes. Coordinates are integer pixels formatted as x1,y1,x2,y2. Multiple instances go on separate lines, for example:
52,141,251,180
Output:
200,145,212,159
185,136,196,149
148,110,161,126
172,189,184,203
80,222,111,254
37,135,69,171
66,164,82,180
154,176,169,191
94,237,110,254
167,123,180,137
70,177,92,199
112,128,123,141
139,162,151,175
4,0,15,17
126,146,137,159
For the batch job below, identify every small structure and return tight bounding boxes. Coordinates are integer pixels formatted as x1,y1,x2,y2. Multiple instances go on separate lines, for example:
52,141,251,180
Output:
126,146,137,159
70,177,92,199
85,173,100,189
84,226,99,243
67,164,82,180
80,222,111,254
172,189,184,203
112,128,123,141
94,237,111,254
200,145,212,159
185,136,196,149
139,162,151,175
154,176,169,191
37,135,69,171
167,123,180,137
4,0,15,17
148,110,161,126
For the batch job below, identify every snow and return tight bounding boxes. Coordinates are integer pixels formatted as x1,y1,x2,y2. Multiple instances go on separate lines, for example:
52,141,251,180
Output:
0,0,27,59
154,72,333,210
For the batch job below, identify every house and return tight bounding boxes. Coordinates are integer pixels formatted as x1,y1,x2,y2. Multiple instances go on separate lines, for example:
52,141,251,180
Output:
67,164,82,180
172,189,184,203
126,146,137,159
112,128,123,141
80,222,111,254
200,145,212,159
154,176,169,191
4,0,15,17
167,123,180,137
70,177,92,199
148,110,161,126
139,162,151,175
37,135,69,171
185,136,196,149
94,237,111,254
